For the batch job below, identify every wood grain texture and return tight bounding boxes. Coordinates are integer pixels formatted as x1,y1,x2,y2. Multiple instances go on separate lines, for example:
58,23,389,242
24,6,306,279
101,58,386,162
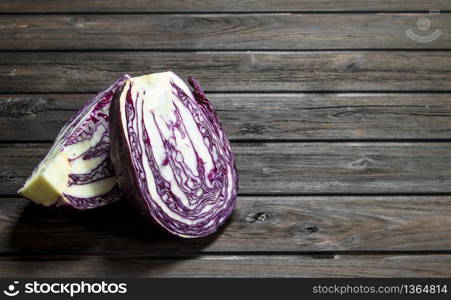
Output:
2,142,451,195
1,93,451,142
1,1,451,278
1,196,451,254
2,14,450,50
1,52,450,93
1,254,451,277
1,0,450,13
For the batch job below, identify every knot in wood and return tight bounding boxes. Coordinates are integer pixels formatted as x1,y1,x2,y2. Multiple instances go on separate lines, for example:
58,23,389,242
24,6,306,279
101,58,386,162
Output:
245,212,271,223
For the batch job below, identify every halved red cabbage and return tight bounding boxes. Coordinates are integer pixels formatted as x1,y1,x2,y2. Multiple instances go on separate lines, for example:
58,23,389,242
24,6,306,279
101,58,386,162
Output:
110,71,238,238
18,75,130,209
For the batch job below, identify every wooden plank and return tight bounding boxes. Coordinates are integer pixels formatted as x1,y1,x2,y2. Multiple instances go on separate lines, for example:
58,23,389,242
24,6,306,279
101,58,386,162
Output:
1,93,451,142
1,0,450,13
2,143,451,195
1,196,451,254
1,52,450,93
1,254,450,277
2,14,450,50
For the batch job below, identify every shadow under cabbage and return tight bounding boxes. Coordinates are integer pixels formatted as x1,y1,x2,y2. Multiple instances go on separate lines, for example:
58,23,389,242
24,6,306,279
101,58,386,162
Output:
9,198,229,258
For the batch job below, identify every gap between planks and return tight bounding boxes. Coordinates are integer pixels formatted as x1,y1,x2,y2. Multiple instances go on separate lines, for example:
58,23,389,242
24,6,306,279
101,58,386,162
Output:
1,11,451,15
2,250,451,259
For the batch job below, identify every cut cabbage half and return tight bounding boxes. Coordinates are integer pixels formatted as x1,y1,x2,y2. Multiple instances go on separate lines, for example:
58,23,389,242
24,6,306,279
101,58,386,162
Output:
18,75,130,209
110,72,238,237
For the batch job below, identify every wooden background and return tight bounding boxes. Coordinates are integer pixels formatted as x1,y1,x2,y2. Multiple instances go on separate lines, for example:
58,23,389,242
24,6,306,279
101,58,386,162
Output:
1,0,451,277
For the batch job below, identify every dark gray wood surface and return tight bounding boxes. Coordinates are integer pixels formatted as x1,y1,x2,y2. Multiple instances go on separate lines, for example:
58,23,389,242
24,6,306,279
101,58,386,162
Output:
1,196,451,254
2,255,451,277
3,143,451,195
0,1,451,277
1,52,450,93
1,14,450,50
1,0,450,12
1,93,451,141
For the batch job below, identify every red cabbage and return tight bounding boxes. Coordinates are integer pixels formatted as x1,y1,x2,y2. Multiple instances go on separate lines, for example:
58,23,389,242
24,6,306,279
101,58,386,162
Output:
110,71,238,238
18,75,130,209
